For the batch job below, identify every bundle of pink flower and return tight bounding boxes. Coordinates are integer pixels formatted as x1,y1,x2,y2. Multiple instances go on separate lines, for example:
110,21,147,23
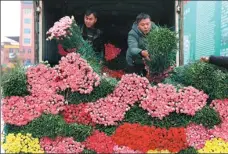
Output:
209,120,228,141
176,86,208,116
2,96,42,126
26,64,59,95
54,52,100,94
140,84,208,119
209,99,228,141
27,53,100,95
40,136,84,153
46,16,74,40
185,123,212,149
86,74,150,125
2,94,65,126
210,99,228,121
112,74,150,106
140,83,178,120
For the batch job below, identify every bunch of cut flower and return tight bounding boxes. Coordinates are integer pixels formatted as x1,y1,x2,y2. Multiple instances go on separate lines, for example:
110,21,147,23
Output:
104,43,121,61
46,16,96,61
2,133,44,153
140,83,208,120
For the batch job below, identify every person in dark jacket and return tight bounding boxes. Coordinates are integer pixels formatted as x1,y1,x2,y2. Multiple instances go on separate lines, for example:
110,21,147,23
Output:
81,9,104,62
200,55,228,69
126,13,157,76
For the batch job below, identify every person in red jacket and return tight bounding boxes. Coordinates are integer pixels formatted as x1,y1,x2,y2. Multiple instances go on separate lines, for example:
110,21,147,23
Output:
200,55,228,69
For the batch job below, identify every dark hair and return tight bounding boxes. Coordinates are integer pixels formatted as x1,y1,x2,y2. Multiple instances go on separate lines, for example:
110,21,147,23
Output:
85,9,98,18
136,13,151,24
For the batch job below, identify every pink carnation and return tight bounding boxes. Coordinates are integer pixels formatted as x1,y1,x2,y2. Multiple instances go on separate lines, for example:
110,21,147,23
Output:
40,136,84,153
185,123,212,149
54,52,100,94
86,96,128,126
210,99,228,121
2,94,65,126
209,119,228,142
26,64,59,95
46,16,73,40
140,84,178,120
176,86,208,116
2,96,42,126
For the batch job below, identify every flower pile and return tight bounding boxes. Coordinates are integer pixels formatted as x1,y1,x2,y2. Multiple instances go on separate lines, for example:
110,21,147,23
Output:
113,145,142,153
54,53,100,94
58,44,76,56
62,104,94,125
104,43,121,61
86,74,150,125
198,138,228,153
176,86,208,116
185,123,212,149
140,83,178,119
83,130,116,153
46,16,73,40
2,133,44,153
112,123,188,153
40,137,84,153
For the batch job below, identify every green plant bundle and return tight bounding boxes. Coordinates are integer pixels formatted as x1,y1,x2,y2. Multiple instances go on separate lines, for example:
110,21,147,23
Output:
146,27,178,74
168,61,228,99
4,114,92,142
1,64,29,97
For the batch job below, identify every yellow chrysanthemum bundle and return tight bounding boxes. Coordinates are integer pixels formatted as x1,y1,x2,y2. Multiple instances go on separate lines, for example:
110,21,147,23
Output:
2,133,44,153
198,138,228,153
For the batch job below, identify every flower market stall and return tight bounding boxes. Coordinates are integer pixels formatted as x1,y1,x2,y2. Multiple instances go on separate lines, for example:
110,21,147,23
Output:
1,16,228,153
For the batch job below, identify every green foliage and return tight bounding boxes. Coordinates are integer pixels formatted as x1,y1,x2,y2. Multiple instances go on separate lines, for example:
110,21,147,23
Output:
146,27,178,74
1,64,29,97
82,149,97,154
123,104,192,128
192,106,221,129
178,147,198,154
124,104,221,129
95,124,119,136
67,77,118,104
4,114,92,142
168,62,228,99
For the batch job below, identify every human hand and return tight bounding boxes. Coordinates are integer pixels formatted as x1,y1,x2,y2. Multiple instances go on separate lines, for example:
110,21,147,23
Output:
200,57,209,62
141,50,149,58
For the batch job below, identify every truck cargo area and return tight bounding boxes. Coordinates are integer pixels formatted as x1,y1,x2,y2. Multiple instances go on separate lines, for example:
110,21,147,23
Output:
42,0,175,64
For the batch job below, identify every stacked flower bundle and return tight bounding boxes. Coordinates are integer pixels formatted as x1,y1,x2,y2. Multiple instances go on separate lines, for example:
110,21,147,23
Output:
2,15,228,154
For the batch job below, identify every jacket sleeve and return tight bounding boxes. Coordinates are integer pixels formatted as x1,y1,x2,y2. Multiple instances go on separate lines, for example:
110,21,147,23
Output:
128,33,142,56
209,55,228,69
